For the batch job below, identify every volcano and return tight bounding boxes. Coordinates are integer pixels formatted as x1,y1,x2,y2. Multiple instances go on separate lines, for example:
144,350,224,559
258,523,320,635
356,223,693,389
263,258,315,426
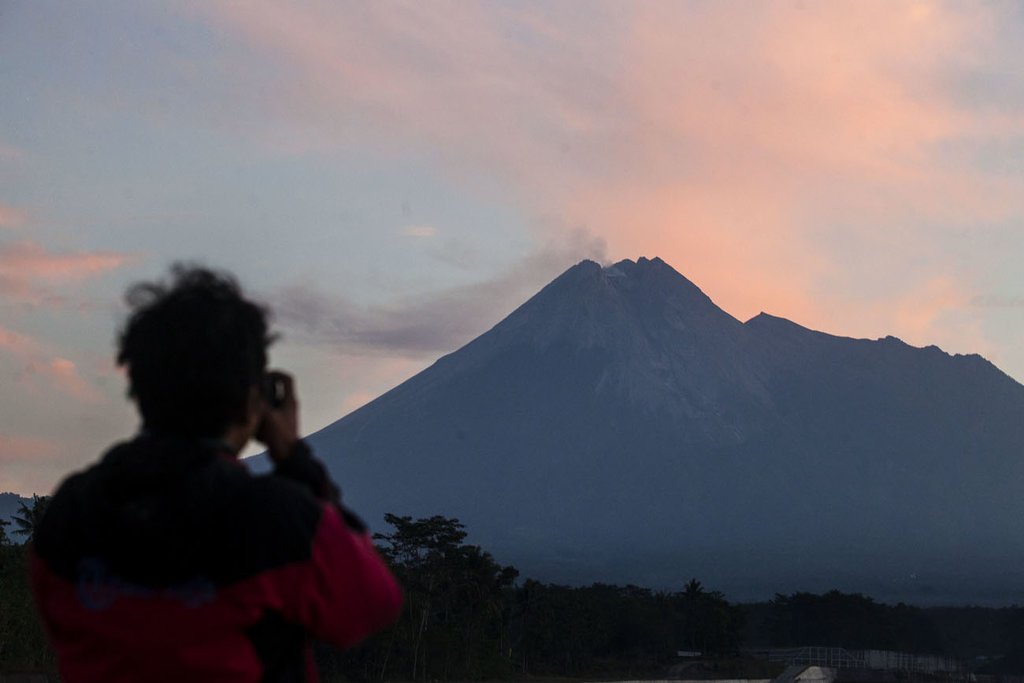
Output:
301,257,1024,603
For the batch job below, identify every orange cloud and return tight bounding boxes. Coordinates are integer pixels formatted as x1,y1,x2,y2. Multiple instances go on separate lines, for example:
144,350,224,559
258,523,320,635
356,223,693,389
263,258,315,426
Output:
23,357,104,404
338,390,377,416
3,327,107,404
0,240,135,307
199,1,1021,366
0,241,132,282
402,225,438,239
0,205,27,229
0,325,40,357
0,435,66,495
323,354,425,423
889,277,989,353
50,358,102,402
0,434,60,462
813,273,989,354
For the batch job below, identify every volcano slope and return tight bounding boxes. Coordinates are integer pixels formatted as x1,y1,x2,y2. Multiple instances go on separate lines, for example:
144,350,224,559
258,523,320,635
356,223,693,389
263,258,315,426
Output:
302,257,1024,604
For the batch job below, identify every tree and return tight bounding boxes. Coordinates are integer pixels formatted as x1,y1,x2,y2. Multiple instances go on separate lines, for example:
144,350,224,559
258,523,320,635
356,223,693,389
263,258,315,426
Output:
368,514,519,681
12,495,50,542
0,519,10,547
675,578,743,655
324,517,745,681
0,539,56,670
767,590,942,652
683,578,705,599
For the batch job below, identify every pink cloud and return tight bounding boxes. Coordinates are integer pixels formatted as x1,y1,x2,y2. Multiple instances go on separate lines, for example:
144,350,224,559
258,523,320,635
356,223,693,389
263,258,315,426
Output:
0,325,41,357
197,1,1020,363
559,2,1016,328
0,205,28,230
22,357,104,404
0,435,69,495
1,327,107,404
0,434,60,463
0,241,132,282
338,390,377,416
817,273,988,354
327,354,425,418
0,240,136,307
273,345,427,437
49,358,103,402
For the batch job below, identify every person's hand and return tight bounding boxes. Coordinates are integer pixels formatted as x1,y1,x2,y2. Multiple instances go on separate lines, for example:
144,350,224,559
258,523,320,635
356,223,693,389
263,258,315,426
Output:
256,370,300,463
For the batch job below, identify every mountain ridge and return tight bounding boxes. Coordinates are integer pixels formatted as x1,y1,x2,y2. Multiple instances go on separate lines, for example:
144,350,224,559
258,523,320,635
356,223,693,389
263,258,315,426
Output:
304,257,1024,604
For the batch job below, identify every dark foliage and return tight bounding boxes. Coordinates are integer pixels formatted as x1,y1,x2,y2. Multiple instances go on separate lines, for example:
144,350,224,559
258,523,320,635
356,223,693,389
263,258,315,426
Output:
322,514,744,681
0,544,56,672
12,495,50,543
7,510,1024,679
765,590,943,652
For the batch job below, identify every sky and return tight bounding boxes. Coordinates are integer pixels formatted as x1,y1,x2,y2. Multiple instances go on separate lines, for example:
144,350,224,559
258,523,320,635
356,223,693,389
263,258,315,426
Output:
2,1,1024,495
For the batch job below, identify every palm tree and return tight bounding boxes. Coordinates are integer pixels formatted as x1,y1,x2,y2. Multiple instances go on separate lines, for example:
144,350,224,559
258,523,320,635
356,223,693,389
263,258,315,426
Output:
12,495,50,542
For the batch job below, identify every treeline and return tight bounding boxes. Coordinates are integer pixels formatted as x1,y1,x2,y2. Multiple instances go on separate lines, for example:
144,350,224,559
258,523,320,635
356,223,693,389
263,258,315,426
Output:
319,515,1024,681
5,507,1024,679
317,516,1024,679
746,592,1024,672
319,514,745,681
0,500,55,673
756,590,943,651
0,547,54,672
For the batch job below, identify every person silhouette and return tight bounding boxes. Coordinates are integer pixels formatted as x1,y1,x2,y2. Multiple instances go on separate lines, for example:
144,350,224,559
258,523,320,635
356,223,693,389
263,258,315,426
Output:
30,265,402,682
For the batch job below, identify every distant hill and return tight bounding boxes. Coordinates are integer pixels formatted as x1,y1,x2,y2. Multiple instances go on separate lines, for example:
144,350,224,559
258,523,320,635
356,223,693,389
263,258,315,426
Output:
300,257,1024,604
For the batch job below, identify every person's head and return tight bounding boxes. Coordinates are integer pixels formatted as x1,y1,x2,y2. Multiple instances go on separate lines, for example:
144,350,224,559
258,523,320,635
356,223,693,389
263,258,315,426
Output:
117,265,275,439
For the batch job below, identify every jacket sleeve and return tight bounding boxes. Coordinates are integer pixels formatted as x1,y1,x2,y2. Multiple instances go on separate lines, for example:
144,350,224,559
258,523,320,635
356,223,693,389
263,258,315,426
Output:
280,505,403,648
270,441,403,646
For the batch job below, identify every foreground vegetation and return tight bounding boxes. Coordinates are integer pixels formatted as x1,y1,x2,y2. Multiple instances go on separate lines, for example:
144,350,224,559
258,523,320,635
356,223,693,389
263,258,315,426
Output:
4,507,1024,679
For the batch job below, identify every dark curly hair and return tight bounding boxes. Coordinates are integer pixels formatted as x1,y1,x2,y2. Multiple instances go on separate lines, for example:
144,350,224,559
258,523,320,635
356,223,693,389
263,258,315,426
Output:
117,265,275,438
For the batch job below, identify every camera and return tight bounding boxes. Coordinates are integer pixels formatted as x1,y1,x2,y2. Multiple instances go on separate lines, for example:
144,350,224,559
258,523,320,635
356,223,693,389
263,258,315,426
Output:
262,373,287,409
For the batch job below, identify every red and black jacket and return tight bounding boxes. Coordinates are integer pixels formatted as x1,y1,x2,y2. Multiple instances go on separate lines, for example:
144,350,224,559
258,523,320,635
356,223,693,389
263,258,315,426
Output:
30,434,402,682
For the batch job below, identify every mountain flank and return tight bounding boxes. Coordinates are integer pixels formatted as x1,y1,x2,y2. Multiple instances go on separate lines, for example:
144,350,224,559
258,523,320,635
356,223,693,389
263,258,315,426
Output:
304,257,1024,604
